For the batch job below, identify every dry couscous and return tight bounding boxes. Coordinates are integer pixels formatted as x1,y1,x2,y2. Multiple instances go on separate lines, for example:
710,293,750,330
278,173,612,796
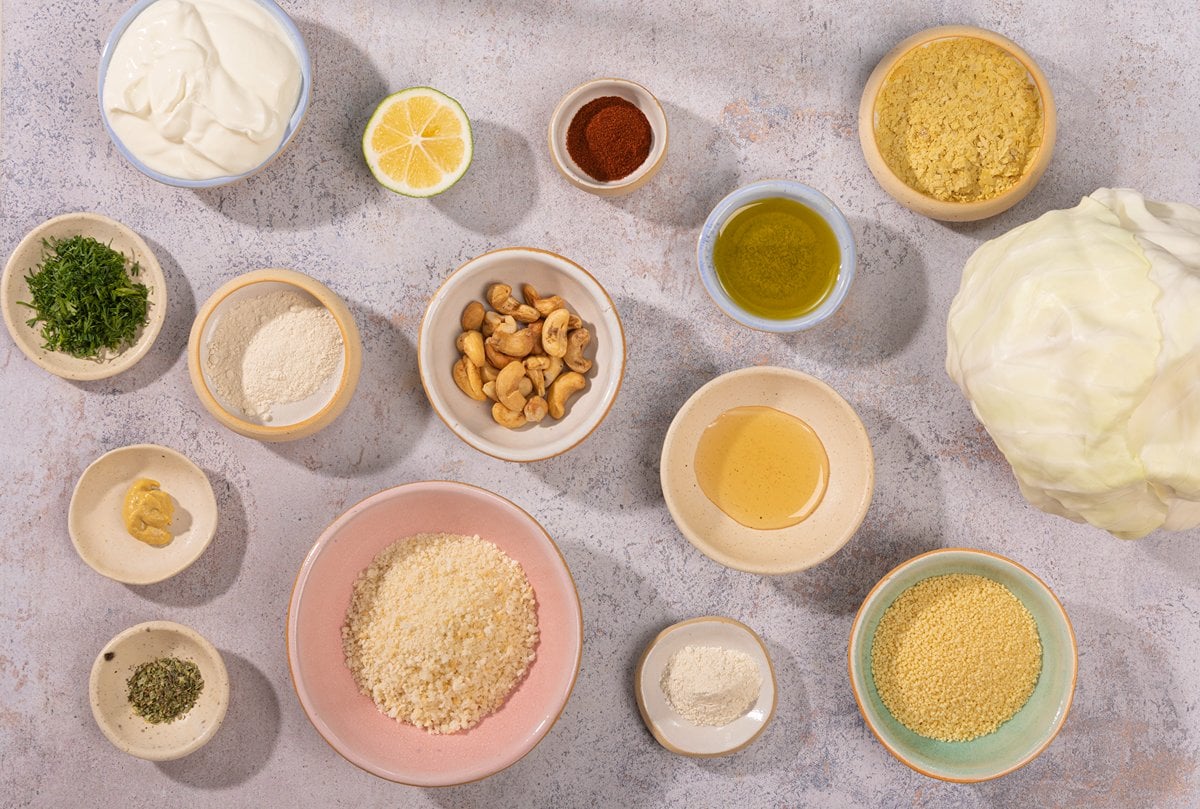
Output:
342,532,539,734
874,37,1043,203
870,573,1042,742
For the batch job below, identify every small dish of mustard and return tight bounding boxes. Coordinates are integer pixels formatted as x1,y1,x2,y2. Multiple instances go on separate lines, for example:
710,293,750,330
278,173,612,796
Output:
69,444,218,584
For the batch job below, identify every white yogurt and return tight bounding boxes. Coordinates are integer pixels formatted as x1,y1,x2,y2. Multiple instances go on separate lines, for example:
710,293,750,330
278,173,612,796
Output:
103,0,303,181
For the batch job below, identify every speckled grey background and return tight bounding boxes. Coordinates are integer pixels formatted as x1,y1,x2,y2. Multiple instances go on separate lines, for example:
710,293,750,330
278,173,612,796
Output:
3,1,1198,806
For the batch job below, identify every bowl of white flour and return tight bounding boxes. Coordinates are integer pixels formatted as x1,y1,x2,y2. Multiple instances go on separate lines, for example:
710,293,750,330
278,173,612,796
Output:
187,268,362,441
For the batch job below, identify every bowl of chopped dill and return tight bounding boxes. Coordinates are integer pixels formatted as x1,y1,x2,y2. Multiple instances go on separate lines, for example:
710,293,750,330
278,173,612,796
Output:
1,212,166,380
90,620,229,761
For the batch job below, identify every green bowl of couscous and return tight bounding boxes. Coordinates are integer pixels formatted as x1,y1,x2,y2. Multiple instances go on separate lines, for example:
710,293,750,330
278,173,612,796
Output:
848,548,1077,782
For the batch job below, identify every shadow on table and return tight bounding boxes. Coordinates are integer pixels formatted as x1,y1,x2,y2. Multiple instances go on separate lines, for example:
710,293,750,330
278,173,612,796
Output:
773,405,945,616
606,101,738,230
128,469,247,607
267,297,426,477
780,217,925,368
430,542,672,808
192,20,386,231
969,602,1196,805
158,652,280,789
72,237,195,396
432,120,538,236
526,294,716,511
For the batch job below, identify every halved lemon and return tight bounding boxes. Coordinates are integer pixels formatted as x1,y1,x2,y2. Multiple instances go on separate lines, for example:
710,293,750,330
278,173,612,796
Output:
363,87,473,197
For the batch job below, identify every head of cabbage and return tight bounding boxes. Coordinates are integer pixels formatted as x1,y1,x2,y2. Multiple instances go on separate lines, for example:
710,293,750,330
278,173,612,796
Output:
946,188,1200,539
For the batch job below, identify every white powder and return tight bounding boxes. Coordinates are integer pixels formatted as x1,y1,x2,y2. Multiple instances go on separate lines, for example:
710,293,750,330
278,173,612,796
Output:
660,644,762,726
206,289,342,422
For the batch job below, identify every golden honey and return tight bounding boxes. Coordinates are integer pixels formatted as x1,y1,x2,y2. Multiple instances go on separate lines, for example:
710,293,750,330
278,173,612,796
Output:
694,405,829,530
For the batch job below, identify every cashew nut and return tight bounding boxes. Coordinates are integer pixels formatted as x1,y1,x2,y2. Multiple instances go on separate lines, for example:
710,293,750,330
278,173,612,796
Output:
568,313,583,330
525,356,550,397
547,371,585,419
482,380,497,401
523,396,548,423
482,310,502,337
512,304,541,323
481,362,500,382
495,360,528,412
542,308,570,357
494,314,518,335
453,356,487,401
564,327,592,373
484,337,520,369
543,355,564,387
461,301,485,332
488,284,522,315
492,328,535,358
523,284,569,317
491,402,527,429
456,330,485,367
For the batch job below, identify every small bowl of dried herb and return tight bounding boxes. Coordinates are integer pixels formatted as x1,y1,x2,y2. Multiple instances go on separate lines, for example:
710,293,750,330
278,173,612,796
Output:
548,78,668,196
1,212,166,380
90,620,229,761
858,25,1056,221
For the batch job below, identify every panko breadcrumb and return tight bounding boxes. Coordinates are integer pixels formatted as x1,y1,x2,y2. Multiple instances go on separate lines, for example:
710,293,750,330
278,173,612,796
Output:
870,573,1041,742
342,532,538,734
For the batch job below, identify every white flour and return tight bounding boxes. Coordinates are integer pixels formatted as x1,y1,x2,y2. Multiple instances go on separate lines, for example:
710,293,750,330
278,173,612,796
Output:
206,289,342,422
659,644,762,726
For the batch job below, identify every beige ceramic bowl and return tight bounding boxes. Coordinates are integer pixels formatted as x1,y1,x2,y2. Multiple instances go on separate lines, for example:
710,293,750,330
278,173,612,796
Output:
859,25,1056,221
1,212,166,380
69,444,218,584
635,616,776,757
418,247,625,462
548,78,668,196
187,268,362,442
661,366,874,575
90,620,229,761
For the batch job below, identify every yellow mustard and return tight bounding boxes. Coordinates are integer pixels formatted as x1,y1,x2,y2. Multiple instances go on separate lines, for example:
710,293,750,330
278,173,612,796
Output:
122,478,175,546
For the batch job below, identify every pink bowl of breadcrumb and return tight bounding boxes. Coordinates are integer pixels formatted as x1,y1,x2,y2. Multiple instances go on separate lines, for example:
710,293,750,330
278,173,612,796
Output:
286,480,583,785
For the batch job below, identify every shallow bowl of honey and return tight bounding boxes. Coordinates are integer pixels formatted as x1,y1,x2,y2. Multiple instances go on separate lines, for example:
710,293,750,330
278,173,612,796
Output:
660,366,874,575
697,180,856,333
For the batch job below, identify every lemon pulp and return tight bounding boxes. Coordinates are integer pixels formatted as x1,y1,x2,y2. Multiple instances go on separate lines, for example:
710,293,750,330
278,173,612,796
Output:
363,87,473,197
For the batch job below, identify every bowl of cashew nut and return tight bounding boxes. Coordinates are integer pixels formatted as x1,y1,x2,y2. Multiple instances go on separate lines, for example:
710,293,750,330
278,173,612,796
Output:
418,247,626,462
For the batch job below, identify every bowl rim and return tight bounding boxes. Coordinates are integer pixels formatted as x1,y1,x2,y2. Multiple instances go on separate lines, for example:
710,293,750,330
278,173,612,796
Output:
284,479,585,786
547,77,669,196
68,442,219,584
89,619,230,761
696,179,857,333
186,268,362,441
634,615,777,757
847,546,1078,782
97,0,313,188
0,211,167,380
660,365,875,574
857,24,1057,222
417,246,626,463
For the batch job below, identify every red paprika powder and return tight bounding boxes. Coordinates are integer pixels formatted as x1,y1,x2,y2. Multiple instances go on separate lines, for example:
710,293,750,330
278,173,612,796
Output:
566,96,653,182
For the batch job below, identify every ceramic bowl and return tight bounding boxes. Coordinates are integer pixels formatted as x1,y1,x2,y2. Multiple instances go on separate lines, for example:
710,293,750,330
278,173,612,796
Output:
187,268,362,442
418,247,625,462
98,0,312,188
286,481,583,786
661,366,874,575
635,617,776,757
548,78,668,196
848,548,1077,782
69,444,218,584
859,25,1056,221
90,620,229,761
1,212,166,380
697,180,856,332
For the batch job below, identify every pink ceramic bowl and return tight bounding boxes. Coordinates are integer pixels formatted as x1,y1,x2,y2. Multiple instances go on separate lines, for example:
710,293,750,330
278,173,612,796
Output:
286,481,583,786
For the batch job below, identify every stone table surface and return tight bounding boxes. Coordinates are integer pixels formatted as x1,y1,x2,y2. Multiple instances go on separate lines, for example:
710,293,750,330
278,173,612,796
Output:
3,1,1198,807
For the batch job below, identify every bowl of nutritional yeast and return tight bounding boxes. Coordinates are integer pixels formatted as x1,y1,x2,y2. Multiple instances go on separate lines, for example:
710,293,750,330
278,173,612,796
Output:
848,548,1077,782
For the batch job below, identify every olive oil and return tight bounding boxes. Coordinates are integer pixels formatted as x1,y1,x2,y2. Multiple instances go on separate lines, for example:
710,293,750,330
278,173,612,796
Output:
694,405,829,530
713,197,840,319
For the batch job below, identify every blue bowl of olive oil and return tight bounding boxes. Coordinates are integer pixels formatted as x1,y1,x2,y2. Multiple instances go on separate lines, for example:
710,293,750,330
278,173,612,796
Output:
698,180,856,332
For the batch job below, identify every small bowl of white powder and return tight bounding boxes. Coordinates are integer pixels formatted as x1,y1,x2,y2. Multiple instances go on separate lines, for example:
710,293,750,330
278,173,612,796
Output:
635,616,776,757
187,268,362,441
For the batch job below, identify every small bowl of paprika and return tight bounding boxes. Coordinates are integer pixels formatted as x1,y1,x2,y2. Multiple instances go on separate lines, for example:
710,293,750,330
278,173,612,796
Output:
548,78,668,197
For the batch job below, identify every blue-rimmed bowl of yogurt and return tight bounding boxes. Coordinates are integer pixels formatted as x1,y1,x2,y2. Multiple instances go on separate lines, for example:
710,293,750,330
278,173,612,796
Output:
99,0,312,188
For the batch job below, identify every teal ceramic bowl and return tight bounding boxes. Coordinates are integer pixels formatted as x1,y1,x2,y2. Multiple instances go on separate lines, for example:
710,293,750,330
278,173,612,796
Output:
848,548,1076,782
